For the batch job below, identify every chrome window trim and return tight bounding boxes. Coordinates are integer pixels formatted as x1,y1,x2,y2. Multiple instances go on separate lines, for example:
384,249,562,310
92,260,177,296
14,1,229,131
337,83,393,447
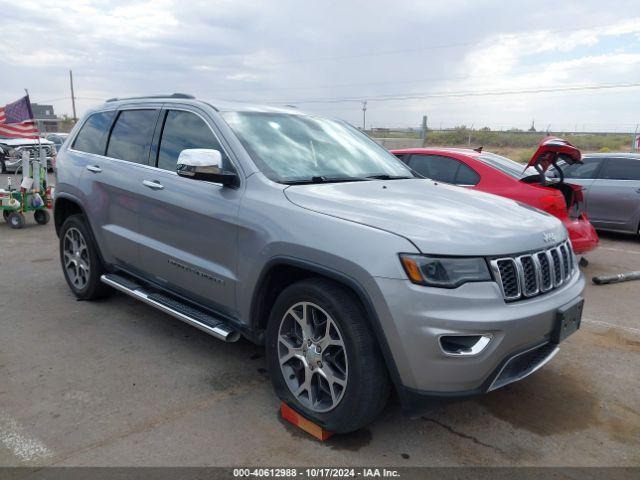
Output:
68,104,244,188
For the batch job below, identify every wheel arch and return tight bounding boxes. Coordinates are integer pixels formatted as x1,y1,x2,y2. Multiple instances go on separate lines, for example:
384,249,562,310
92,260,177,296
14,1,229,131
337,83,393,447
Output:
249,257,404,394
53,193,86,237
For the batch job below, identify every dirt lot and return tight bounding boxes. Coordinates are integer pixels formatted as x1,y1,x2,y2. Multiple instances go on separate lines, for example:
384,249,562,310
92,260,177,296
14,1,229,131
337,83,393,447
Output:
0,174,638,467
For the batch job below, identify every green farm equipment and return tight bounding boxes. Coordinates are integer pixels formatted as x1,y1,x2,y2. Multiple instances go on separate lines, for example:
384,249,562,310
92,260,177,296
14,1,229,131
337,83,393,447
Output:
1,151,52,229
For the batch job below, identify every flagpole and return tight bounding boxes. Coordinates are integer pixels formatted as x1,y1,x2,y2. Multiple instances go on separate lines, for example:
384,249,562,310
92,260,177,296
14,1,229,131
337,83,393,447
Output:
24,88,46,191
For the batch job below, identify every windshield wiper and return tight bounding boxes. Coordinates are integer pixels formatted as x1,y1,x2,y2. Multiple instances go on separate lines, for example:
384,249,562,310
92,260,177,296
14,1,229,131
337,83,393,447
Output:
282,176,369,185
365,174,414,180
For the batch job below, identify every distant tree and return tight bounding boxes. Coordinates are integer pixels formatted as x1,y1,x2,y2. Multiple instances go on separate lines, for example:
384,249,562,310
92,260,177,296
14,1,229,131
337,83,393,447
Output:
480,126,491,131
58,114,76,133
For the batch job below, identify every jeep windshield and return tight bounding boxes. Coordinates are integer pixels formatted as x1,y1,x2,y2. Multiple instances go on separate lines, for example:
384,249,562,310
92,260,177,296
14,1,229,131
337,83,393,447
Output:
221,111,414,184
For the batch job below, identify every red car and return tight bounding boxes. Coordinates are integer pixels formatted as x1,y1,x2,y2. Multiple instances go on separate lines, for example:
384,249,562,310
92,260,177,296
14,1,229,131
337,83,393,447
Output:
391,137,598,254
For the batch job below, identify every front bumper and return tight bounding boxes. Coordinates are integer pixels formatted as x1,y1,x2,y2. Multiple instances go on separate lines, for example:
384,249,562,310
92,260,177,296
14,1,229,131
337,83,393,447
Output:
564,215,598,254
373,270,585,407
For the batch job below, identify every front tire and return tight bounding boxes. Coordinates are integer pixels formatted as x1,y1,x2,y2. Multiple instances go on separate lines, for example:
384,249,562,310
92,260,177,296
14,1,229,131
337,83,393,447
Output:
7,212,25,229
266,278,390,433
59,214,111,300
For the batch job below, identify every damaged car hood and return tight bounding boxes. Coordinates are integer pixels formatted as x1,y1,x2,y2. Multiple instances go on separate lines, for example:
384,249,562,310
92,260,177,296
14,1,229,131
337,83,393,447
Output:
284,179,566,256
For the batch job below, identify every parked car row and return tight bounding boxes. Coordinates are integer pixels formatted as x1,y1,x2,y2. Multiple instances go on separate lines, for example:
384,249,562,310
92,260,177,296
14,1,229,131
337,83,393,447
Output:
391,141,600,254
549,153,640,236
0,136,56,173
53,95,590,433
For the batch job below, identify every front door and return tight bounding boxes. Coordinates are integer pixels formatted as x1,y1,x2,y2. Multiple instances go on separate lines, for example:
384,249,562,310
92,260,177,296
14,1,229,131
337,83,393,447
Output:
136,107,242,317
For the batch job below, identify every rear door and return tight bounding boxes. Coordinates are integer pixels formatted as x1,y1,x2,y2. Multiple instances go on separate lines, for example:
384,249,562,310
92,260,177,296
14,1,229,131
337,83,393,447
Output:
71,106,161,269
588,157,640,231
135,105,242,317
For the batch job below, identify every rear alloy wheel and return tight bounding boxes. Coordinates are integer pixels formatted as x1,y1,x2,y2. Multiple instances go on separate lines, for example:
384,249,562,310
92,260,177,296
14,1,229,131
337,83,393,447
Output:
266,278,390,433
59,215,111,300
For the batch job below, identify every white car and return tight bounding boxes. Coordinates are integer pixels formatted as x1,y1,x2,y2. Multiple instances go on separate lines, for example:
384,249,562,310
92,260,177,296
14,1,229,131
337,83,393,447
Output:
0,136,56,173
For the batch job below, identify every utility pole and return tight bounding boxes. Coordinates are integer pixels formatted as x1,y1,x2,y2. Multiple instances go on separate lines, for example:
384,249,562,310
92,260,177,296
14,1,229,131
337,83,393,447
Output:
361,100,367,130
69,70,77,122
421,115,428,146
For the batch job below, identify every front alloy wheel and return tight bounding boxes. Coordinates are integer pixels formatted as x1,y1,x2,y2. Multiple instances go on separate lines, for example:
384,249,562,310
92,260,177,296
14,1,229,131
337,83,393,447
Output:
266,278,390,433
278,301,348,412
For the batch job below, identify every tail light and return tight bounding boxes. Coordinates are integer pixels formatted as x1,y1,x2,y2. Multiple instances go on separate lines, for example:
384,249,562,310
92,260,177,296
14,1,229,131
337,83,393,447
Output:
540,194,567,219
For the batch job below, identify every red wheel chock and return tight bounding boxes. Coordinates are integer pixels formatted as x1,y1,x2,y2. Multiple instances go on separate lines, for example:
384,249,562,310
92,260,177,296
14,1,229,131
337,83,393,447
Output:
280,402,334,441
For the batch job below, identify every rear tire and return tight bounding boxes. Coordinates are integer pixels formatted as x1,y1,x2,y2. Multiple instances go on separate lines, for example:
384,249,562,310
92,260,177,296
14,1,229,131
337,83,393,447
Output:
34,209,50,225
266,278,390,433
0,158,6,174
59,214,111,300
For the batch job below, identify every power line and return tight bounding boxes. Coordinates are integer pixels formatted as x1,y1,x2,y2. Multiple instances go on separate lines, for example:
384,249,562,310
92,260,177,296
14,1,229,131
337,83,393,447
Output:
218,61,640,94
254,81,640,105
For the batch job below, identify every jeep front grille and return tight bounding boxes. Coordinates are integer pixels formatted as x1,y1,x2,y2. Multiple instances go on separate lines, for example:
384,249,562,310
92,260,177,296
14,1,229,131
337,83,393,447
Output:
14,145,53,158
490,241,576,301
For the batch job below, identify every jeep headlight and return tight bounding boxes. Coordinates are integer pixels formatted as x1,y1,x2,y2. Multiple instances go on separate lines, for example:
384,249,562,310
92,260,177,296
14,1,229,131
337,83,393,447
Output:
399,254,491,288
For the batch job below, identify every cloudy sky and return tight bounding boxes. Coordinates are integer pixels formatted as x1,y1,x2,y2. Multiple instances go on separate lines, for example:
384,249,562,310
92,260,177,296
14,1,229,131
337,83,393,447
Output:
1,0,640,131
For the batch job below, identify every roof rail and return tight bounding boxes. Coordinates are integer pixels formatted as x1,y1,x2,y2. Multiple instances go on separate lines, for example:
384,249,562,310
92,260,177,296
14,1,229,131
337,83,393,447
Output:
105,93,195,103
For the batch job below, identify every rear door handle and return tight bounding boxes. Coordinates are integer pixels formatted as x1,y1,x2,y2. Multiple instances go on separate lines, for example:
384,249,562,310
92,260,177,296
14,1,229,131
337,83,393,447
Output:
142,179,164,190
86,165,102,173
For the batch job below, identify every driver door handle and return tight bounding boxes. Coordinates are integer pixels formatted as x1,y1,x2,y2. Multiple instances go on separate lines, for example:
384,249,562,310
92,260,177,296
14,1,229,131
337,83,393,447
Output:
142,179,164,190
86,165,102,173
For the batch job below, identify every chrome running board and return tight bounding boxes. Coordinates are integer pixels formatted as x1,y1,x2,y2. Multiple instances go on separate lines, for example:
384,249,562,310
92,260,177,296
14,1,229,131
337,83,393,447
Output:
100,273,240,343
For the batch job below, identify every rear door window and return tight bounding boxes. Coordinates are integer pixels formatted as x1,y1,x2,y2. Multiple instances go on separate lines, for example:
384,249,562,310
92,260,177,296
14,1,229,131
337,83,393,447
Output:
72,111,115,155
408,154,459,183
156,110,230,171
408,154,479,185
106,109,159,165
600,158,640,180
563,157,603,179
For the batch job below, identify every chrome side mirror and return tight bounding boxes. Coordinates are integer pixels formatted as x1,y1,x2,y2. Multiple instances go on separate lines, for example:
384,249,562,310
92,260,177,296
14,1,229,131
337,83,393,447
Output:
177,149,238,187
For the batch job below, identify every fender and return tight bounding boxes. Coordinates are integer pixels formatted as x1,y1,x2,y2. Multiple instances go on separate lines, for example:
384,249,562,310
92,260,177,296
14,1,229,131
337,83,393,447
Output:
250,255,405,394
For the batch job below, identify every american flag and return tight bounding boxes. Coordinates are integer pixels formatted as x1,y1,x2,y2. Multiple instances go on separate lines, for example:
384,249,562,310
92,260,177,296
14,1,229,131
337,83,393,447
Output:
0,95,38,138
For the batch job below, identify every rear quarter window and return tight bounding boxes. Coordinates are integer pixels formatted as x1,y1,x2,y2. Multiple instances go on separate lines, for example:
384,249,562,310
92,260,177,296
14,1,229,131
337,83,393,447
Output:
72,111,115,155
455,163,480,185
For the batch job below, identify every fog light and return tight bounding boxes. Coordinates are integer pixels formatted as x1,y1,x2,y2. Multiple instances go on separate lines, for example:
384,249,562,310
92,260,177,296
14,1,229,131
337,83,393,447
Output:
439,334,492,356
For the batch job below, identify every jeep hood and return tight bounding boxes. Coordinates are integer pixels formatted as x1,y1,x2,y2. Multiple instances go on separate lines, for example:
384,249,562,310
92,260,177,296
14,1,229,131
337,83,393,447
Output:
284,179,566,256
0,138,54,146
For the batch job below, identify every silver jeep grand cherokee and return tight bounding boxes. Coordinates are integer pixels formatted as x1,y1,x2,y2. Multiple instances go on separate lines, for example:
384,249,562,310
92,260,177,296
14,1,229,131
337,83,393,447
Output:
54,94,585,433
